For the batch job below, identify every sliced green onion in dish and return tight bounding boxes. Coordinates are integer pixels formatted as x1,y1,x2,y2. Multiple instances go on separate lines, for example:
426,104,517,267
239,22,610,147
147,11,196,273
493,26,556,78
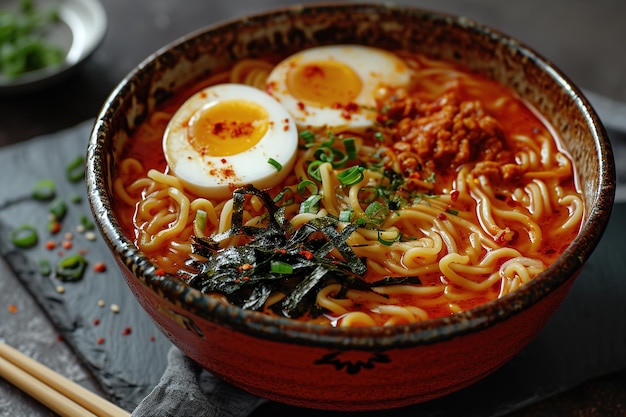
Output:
299,194,322,214
11,224,38,248
272,187,295,206
195,209,207,231
270,260,294,274
56,254,88,281
343,137,358,160
339,209,353,223
267,157,282,172
296,180,318,198
377,229,401,246
32,179,56,200
299,130,315,145
337,165,365,186
306,160,323,182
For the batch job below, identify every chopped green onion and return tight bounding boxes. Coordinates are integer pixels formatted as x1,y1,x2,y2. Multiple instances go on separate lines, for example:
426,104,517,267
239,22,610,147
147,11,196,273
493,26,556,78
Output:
66,155,85,182
446,208,459,216
425,172,436,183
339,210,353,223
56,254,88,281
32,179,56,200
11,224,38,248
267,157,282,172
374,131,384,142
337,165,365,186
273,187,295,205
49,198,67,220
297,180,318,197
299,130,315,144
195,210,207,231
39,258,51,276
377,230,401,246
307,160,323,182
79,215,95,230
270,260,294,274
363,201,389,226
343,137,358,160
299,194,322,214
70,194,82,203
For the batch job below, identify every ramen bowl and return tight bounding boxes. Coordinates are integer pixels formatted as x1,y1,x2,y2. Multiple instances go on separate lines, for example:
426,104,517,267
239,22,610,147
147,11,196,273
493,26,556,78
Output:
86,3,615,411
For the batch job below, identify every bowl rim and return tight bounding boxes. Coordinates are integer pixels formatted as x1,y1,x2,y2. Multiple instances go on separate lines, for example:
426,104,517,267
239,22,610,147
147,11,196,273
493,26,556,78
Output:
87,2,616,350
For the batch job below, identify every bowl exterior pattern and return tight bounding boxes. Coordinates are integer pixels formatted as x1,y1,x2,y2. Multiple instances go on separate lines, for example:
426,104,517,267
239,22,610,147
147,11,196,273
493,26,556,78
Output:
87,3,615,411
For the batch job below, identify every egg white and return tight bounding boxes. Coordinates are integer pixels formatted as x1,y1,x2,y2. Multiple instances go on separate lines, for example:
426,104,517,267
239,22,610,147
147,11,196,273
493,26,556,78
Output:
265,45,412,133
163,83,298,199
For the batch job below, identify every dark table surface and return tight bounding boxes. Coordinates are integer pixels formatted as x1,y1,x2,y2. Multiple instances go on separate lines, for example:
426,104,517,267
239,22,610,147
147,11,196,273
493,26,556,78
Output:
1,1,626,416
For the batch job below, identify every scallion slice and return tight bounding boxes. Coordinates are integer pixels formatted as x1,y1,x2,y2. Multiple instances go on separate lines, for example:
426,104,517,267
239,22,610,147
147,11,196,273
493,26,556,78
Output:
343,137,358,160
271,260,294,275
11,224,38,248
299,130,315,145
297,180,318,197
195,210,207,231
337,165,365,186
66,155,85,182
364,201,388,226
56,254,88,281
307,160,323,182
32,179,56,200
267,157,282,172
377,230,401,246
299,194,322,214
339,210,353,223
49,198,67,220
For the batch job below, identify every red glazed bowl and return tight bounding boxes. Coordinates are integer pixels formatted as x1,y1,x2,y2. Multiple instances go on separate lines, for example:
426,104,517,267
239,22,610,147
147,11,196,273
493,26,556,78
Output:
86,3,615,411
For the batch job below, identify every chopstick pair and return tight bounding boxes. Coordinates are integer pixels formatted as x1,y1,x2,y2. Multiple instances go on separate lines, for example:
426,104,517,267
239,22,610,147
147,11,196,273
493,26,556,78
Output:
0,341,130,417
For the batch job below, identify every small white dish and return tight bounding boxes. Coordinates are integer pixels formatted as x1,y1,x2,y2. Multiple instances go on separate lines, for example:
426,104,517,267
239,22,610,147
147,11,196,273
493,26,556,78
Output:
0,0,107,95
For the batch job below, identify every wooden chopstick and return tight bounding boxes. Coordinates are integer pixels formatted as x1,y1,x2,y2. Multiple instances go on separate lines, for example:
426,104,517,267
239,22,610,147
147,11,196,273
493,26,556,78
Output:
0,341,130,417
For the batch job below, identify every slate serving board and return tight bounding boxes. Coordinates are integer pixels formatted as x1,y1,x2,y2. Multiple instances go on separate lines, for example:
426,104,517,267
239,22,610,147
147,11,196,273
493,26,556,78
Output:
1,119,625,416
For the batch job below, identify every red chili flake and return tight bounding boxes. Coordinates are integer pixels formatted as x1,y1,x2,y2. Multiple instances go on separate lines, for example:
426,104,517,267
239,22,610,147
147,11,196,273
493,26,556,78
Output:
150,336,156,342
7,304,18,313
93,262,107,273
96,337,105,345
155,269,166,276
49,221,62,234
238,263,253,272
221,158,227,164
274,248,287,254
62,241,73,250
450,189,460,202
298,250,314,260
45,241,56,250
297,101,305,111
121,327,132,336
57,335,63,342
437,213,447,220
93,318,100,326
242,276,250,282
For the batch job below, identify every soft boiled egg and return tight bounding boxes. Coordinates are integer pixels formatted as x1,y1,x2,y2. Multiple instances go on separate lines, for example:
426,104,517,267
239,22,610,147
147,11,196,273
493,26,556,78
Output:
163,83,298,199
265,45,412,133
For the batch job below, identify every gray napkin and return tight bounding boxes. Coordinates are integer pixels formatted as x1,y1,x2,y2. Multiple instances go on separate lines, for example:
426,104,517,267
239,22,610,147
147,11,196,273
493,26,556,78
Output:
132,346,267,417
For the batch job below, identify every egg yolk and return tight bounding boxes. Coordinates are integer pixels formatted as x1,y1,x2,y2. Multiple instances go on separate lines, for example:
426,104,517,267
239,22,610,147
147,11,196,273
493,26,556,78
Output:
188,99,269,156
287,60,363,107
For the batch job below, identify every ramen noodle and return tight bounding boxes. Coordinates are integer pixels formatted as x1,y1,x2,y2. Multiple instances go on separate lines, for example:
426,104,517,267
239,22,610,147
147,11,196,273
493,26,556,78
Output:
113,47,584,327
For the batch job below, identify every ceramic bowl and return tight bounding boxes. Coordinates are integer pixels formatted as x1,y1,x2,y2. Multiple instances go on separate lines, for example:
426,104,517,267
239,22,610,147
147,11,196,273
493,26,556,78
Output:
86,3,615,411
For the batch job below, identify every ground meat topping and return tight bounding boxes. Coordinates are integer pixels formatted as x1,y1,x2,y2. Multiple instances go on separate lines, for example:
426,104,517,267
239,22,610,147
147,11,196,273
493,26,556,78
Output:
380,91,520,182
